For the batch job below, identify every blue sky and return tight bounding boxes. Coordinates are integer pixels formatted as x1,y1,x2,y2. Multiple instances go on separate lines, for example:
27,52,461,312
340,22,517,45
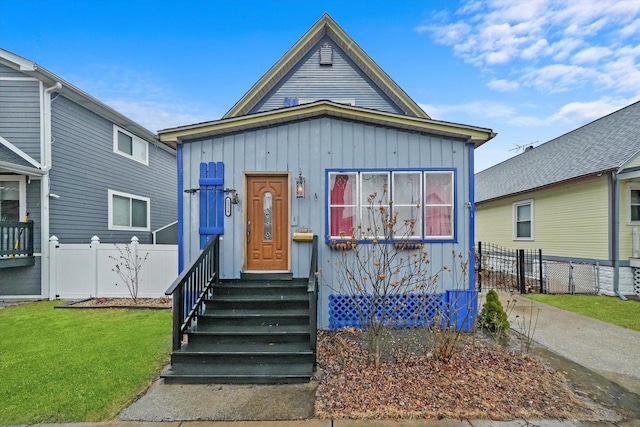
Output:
1,0,639,172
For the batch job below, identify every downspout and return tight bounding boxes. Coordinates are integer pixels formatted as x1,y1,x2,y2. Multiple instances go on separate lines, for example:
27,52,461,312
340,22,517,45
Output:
611,171,627,300
42,81,62,300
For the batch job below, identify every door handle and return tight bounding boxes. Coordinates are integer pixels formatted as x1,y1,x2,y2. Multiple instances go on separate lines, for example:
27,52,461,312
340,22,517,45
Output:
246,221,251,243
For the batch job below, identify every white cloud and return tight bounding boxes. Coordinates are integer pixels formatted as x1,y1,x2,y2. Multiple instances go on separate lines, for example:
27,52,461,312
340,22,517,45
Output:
547,98,632,123
521,64,599,92
419,0,640,95
620,18,640,37
70,63,220,132
487,79,520,91
105,99,218,133
419,101,517,122
571,46,612,64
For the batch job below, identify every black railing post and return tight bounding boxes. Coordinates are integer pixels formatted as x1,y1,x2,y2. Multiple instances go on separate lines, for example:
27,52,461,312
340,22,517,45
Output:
538,249,543,293
172,287,183,351
518,249,526,294
308,235,319,364
477,241,483,292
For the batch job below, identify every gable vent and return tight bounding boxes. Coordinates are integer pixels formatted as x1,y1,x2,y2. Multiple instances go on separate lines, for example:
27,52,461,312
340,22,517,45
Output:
319,43,333,65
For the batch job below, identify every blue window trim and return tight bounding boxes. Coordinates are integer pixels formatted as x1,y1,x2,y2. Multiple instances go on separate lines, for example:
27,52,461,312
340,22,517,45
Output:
325,167,458,244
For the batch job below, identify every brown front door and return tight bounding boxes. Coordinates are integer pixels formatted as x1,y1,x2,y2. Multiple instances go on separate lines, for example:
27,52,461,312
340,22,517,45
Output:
246,174,289,271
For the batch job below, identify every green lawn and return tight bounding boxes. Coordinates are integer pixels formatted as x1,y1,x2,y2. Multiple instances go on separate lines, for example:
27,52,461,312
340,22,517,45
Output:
0,300,172,424
524,294,640,332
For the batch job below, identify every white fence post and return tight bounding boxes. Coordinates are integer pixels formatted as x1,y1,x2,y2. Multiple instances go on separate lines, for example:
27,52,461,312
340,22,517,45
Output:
131,236,139,298
91,236,100,297
49,236,59,300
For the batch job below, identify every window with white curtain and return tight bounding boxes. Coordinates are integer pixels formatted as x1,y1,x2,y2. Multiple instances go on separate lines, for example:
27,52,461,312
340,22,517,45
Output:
327,169,455,241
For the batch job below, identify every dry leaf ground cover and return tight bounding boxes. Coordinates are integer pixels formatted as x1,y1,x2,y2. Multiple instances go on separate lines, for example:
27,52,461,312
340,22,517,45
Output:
314,329,616,421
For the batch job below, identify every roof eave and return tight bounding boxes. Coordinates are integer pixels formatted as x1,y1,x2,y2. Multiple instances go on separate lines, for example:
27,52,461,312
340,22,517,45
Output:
160,101,493,145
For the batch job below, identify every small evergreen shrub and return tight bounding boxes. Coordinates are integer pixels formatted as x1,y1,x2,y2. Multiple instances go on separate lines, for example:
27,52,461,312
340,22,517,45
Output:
479,289,510,332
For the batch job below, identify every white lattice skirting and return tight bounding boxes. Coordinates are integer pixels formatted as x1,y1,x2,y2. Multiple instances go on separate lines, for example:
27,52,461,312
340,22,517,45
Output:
634,268,640,296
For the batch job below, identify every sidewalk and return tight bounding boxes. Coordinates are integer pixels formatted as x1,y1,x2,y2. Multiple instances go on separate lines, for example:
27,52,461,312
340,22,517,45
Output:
504,293,640,397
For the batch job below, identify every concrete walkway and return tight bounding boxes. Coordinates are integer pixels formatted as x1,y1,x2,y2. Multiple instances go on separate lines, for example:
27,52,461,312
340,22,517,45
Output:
505,293,640,397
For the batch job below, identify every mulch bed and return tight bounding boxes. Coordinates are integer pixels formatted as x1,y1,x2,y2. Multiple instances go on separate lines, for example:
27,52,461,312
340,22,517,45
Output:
314,329,620,421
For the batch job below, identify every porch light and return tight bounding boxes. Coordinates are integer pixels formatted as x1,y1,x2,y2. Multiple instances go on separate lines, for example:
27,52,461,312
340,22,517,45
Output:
295,170,305,199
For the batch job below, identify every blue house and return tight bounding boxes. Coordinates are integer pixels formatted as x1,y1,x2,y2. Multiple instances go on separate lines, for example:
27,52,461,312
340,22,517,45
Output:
157,14,495,383
0,48,177,299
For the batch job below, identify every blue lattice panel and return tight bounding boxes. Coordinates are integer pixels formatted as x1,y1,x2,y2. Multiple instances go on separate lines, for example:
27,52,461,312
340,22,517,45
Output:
328,293,446,330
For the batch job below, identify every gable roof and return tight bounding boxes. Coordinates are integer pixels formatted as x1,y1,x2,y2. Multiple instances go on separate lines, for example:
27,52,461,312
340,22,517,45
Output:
476,100,640,203
159,100,495,147
0,48,171,150
223,13,429,120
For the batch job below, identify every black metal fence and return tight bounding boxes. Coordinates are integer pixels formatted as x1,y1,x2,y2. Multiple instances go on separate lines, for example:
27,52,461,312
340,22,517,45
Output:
476,242,543,294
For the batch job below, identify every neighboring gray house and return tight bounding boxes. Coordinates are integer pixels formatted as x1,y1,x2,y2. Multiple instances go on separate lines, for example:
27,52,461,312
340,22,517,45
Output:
0,48,177,299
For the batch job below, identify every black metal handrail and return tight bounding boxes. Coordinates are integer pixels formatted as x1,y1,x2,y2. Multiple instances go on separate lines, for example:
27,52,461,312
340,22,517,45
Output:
166,235,220,351
0,220,34,257
307,235,319,359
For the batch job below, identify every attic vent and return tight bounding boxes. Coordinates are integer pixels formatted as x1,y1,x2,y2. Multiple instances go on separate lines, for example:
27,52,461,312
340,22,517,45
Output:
319,43,333,65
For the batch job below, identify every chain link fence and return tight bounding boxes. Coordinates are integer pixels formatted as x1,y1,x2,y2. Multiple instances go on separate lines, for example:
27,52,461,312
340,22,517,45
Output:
543,261,599,294
476,242,599,295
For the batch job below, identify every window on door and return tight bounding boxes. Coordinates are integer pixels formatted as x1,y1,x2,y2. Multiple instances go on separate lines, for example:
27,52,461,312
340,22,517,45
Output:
0,176,26,222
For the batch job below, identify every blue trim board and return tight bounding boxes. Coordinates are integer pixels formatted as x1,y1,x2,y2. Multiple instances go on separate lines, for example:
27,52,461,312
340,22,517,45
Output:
468,144,475,291
177,144,184,273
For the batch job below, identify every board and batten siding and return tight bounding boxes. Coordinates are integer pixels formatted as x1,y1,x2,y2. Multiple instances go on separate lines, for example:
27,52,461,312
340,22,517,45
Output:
0,68,41,161
476,175,610,260
181,116,472,293
49,95,177,244
252,37,404,115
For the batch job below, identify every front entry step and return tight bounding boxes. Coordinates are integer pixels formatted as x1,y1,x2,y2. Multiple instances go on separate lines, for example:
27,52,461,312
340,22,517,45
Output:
161,277,314,384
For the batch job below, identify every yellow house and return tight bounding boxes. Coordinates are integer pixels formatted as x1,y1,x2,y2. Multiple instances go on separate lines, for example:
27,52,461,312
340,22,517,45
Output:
476,101,640,298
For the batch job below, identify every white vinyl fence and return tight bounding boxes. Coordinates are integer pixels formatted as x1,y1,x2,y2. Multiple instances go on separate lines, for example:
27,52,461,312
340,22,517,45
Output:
50,235,178,299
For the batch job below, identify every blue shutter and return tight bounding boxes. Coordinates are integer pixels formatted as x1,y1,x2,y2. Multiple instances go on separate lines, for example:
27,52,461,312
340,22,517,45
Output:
199,161,224,247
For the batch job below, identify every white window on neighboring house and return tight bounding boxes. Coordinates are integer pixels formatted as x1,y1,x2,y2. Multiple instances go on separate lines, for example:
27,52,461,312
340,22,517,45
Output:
108,190,150,231
513,200,533,240
0,175,26,222
627,183,640,224
113,125,148,165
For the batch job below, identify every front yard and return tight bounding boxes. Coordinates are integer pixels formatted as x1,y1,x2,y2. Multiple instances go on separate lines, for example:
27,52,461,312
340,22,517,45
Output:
0,300,171,424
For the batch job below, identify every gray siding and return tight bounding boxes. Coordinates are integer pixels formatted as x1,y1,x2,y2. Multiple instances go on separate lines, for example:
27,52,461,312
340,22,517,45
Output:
0,257,41,296
0,74,41,162
0,63,29,78
50,95,177,244
181,117,471,292
252,37,405,115
26,179,42,253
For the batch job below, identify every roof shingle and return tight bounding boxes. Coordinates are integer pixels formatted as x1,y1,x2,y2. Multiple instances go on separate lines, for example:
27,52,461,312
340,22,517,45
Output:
476,100,640,203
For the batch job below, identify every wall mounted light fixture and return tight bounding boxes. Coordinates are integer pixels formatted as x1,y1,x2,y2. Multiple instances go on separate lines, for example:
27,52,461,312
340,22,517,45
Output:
295,170,305,199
